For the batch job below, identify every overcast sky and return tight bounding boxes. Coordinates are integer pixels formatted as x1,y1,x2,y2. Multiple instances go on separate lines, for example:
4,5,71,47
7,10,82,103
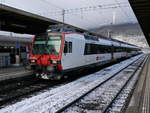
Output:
1,0,138,30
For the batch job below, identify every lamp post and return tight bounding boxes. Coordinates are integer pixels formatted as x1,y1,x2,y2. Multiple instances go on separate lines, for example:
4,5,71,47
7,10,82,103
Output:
62,9,65,24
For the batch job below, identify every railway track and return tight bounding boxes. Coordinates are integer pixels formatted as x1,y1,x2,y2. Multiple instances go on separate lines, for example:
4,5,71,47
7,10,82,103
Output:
59,55,147,113
105,56,148,113
0,76,64,108
0,64,107,107
0,56,132,108
0,62,111,108
0,54,145,113
103,56,148,113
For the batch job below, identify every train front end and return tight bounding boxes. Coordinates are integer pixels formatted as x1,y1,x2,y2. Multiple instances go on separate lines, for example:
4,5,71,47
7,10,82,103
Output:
29,33,64,79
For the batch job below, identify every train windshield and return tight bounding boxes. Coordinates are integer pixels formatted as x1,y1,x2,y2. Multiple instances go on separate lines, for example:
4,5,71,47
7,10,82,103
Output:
32,34,62,55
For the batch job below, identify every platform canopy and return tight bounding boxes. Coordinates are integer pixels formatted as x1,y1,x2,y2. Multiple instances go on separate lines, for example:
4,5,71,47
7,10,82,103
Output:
0,4,86,34
129,0,150,46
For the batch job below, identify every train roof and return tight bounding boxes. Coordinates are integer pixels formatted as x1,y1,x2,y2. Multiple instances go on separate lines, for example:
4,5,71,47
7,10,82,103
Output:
83,33,140,48
47,24,140,49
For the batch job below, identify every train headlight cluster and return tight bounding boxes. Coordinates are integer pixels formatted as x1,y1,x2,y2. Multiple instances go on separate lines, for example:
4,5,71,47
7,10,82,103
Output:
30,59,36,63
51,60,57,64
50,60,61,64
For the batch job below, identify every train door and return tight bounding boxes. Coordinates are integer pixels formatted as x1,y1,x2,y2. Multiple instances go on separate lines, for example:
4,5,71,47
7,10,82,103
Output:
62,39,73,69
62,33,85,70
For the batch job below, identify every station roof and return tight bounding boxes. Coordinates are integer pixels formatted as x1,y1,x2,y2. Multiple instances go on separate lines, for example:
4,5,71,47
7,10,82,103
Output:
0,4,60,34
129,0,150,46
0,4,86,34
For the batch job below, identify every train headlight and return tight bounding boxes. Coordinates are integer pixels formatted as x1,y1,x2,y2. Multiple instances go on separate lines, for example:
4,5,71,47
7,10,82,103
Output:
51,60,57,64
30,59,36,63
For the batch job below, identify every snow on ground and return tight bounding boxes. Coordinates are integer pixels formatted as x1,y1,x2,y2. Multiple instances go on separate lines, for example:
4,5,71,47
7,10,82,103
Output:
0,54,143,113
62,56,145,113
108,66,143,113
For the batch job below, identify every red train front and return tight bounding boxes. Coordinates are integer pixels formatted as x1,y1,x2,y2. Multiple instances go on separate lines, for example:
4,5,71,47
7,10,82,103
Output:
29,32,64,79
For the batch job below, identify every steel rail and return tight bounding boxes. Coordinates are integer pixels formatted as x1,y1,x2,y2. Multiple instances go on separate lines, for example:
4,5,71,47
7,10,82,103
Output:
56,55,146,113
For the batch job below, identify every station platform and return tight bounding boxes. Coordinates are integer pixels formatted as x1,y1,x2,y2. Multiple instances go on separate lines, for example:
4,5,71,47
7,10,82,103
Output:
0,66,34,81
126,54,150,113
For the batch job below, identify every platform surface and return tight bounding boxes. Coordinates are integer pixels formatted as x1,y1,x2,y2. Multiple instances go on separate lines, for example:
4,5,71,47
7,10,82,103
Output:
0,66,33,81
126,54,150,113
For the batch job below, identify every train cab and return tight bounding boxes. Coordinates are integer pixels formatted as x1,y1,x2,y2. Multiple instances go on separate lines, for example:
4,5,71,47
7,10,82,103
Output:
29,32,64,79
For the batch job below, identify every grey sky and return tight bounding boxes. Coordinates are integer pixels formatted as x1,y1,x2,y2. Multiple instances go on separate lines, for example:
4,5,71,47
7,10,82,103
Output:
1,0,138,30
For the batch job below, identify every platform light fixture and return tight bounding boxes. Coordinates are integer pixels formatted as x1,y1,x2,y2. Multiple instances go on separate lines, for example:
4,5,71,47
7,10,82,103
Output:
11,24,27,28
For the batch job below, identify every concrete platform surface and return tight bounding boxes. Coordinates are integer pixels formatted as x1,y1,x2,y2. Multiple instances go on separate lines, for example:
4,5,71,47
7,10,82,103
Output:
0,66,34,81
126,55,150,113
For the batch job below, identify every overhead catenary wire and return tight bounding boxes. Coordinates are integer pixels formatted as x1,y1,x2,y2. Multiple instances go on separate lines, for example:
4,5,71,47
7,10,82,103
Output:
2,0,135,30
39,1,129,27
114,0,135,23
32,0,131,27
41,0,63,10
39,0,102,27
45,2,129,16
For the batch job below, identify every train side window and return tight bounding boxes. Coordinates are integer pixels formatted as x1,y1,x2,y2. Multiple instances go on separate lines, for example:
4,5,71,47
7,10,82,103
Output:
69,42,72,53
64,41,72,53
64,41,68,53
84,43,115,55
84,43,91,54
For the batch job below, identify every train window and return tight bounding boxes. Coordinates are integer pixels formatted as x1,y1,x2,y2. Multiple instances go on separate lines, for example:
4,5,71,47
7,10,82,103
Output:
48,36,61,54
84,43,112,55
84,44,90,54
64,41,68,53
64,41,72,53
69,42,72,53
84,35,99,41
113,47,129,52
33,35,62,55
105,46,112,53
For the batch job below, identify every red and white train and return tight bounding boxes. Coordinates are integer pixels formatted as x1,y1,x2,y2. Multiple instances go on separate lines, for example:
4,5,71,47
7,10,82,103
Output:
29,26,141,79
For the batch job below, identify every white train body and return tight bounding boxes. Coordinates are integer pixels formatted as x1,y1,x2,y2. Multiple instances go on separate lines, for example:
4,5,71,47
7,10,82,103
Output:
62,33,111,70
29,32,141,79
61,33,140,71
